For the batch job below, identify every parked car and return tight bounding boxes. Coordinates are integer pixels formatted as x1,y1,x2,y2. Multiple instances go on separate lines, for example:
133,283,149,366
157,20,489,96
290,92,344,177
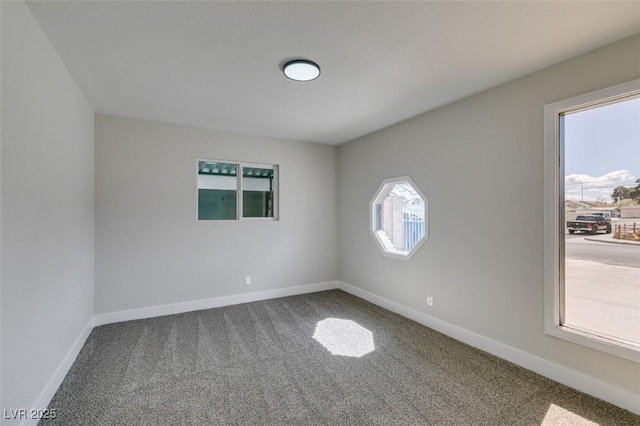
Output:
587,212,612,221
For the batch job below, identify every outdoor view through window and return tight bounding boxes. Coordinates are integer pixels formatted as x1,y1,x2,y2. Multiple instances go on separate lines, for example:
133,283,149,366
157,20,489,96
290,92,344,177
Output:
371,177,427,259
562,95,640,350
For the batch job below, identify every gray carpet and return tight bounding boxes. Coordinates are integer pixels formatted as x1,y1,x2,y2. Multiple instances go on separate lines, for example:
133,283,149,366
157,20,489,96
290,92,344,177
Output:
42,290,639,425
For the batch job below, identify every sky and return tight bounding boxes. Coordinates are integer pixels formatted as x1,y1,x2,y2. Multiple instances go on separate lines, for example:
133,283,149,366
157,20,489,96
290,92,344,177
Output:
564,95,640,203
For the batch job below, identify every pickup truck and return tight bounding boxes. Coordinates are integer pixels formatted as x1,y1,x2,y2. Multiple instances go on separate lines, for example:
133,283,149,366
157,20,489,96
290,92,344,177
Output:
566,215,611,235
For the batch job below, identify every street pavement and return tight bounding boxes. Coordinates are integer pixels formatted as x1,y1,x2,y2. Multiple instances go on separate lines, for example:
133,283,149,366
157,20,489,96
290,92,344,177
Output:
565,259,639,345
564,226,639,346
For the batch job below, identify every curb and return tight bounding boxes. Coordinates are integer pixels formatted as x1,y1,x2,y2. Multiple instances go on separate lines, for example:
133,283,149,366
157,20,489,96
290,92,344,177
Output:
583,236,640,246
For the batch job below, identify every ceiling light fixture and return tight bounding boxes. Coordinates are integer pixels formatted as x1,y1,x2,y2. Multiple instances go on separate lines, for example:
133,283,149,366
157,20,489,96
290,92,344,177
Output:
283,59,321,82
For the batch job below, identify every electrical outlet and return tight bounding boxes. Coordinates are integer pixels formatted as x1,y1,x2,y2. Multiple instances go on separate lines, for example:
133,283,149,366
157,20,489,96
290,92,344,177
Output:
427,296,434,307
245,276,252,286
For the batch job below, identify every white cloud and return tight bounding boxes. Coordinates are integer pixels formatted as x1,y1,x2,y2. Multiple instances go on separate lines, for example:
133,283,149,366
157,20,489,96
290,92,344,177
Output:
564,170,633,187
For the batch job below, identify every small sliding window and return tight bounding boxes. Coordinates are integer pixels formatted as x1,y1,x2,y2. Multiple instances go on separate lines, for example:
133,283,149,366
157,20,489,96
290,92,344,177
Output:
197,160,278,221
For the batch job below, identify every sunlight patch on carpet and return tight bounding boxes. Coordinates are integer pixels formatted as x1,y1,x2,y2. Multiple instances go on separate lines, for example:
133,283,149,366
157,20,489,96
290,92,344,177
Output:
542,403,598,425
313,318,374,357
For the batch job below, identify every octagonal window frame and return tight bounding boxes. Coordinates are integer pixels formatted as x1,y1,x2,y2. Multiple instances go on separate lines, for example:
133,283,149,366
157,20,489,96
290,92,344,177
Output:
370,175,429,260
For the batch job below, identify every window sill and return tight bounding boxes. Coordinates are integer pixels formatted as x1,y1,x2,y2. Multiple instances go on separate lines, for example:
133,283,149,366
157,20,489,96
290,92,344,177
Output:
545,323,640,363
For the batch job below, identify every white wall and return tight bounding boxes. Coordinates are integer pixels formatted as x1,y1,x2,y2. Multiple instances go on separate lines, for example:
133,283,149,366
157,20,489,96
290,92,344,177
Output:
95,114,337,315
1,2,95,424
338,34,640,398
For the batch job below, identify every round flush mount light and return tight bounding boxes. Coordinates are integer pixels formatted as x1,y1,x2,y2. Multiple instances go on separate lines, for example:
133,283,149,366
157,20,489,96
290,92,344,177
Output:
283,59,321,82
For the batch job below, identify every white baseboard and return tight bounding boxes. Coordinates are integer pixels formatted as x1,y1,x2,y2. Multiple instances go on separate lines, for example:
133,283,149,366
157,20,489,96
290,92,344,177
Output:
336,281,640,415
21,317,94,426
94,281,339,327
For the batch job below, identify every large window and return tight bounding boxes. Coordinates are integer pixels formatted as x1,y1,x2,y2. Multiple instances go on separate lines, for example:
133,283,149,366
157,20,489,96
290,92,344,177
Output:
198,160,278,221
544,80,640,362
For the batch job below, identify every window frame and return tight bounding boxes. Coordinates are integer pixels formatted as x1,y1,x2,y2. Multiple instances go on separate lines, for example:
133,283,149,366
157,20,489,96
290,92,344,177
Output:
197,158,279,222
370,175,428,260
543,79,640,363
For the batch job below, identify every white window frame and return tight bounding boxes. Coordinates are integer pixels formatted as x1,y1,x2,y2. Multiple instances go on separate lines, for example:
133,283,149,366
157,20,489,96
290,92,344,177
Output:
370,175,429,260
197,158,279,222
544,79,640,362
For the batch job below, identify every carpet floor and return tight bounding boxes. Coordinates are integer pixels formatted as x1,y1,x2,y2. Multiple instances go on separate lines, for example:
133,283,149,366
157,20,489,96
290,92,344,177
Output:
42,290,639,425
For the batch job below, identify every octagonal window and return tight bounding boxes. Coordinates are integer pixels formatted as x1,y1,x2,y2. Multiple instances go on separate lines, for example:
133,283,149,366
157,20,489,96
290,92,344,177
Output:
370,176,428,260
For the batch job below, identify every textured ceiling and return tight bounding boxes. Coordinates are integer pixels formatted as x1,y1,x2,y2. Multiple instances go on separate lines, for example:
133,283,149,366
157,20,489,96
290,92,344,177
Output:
26,1,640,145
